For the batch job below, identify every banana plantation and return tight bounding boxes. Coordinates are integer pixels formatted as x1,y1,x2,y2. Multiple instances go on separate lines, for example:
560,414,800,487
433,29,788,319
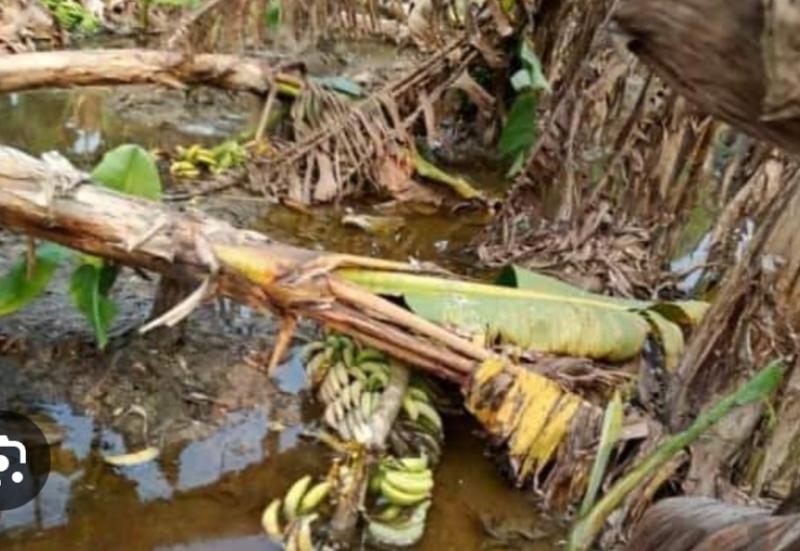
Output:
2,0,800,550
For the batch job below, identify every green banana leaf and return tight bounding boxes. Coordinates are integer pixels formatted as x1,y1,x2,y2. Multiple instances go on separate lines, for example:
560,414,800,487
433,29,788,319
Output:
337,266,708,369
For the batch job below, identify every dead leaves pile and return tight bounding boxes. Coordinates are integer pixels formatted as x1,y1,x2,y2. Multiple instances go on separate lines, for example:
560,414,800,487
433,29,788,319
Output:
0,0,54,53
479,201,674,300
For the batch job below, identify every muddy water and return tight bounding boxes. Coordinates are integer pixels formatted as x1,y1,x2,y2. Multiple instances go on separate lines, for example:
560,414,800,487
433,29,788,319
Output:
0,86,559,550
0,357,560,551
0,86,260,167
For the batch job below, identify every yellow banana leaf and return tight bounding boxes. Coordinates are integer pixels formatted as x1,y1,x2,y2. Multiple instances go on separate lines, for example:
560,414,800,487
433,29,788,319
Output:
466,358,599,484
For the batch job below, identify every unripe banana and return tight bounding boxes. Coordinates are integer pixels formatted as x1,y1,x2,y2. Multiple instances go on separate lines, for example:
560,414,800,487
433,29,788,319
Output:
396,456,429,472
347,366,367,383
324,403,340,429
170,161,197,173
333,362,350,388
367,370,389,390
402,395,420,421
359,361,389,376
341,339,355,367
384,470,434,495
301,341,326,362
380,478,430,506
345,381,363,409
319,374,337,404
356,349,386,364
325,335,341,350
336,417,353,441
305,351,329,383
296,514,317,551
261,498,283,539
333,398,346,421
407,387,430,403
299,481,331,514
374,504,404,522
369,470,385,494
360,391,373,417
415,401,443,433
283,475,312,522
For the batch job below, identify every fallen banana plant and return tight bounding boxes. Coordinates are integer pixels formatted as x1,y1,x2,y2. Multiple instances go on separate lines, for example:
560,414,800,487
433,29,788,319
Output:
0,145,706,509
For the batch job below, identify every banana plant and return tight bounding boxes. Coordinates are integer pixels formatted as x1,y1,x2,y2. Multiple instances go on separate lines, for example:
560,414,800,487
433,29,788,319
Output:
0,144,161,349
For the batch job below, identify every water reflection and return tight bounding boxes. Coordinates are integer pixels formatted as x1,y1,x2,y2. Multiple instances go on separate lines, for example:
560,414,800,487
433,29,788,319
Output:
177,410,269,492
0,87,258,168
0,402,304,545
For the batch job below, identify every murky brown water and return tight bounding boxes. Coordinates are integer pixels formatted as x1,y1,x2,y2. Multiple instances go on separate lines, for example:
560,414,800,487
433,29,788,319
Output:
0,84,560,550
0,357,560,551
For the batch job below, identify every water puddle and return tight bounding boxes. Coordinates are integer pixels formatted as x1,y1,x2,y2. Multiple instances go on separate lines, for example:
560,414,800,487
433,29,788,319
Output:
0,87,260,168
0,359,560,550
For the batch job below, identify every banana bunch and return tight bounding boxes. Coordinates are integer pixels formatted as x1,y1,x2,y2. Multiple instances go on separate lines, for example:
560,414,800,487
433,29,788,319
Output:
388,378,445,463
366,456,434,547
170,141,248,179
370,456,433,506
261,474,332,550
302,335,391,443
45,0,99,33
368,500,431,547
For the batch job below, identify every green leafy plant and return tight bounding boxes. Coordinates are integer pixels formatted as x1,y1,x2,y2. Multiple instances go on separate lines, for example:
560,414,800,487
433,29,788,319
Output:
499,40,550,176
44,0,100,34
0,243,72,316
265,0,282,33
567,360,784,551
0,145,161,348
337,265,707,369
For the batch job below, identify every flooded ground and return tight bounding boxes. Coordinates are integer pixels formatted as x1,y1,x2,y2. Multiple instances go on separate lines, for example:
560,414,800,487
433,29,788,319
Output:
0,76,559,549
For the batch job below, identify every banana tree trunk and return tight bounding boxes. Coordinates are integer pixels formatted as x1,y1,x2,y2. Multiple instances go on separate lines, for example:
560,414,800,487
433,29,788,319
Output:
0,145,482,383
0,49,302,96
613,0,800,156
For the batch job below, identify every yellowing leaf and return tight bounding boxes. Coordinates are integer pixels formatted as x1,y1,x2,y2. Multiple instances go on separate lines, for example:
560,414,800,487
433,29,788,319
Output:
337,265,707,370
466,359,596,483
337,269,652,364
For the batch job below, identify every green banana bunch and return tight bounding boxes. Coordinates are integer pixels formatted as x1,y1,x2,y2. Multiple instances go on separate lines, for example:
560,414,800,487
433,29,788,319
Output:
170,141,249,180
303,334,392,443
386,377,445,462
45,0,99,33
261,474,331,545
210,140,248,173
370,456,434,507
367,499,432,547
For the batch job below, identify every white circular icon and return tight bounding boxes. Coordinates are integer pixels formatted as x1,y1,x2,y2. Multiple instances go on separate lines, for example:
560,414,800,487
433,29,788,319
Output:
11,471,23,483
0,454,8,473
